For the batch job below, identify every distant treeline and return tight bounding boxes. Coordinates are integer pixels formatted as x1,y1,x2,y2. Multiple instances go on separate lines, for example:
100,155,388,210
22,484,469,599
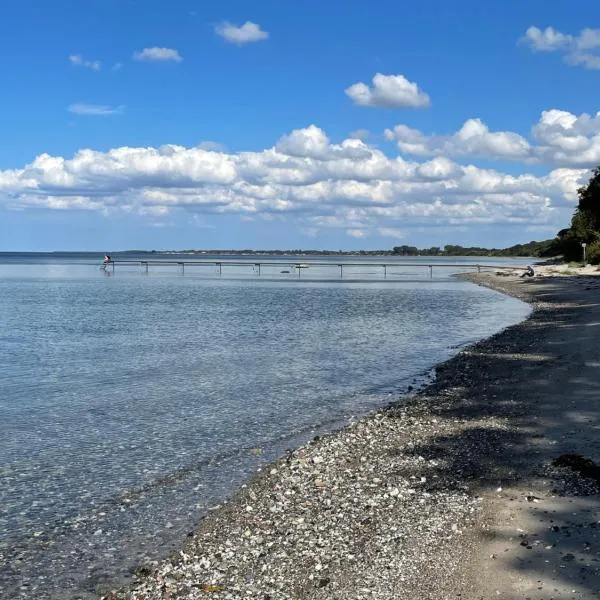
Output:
131,240,558,258
163,249,398,256
391,239,560,258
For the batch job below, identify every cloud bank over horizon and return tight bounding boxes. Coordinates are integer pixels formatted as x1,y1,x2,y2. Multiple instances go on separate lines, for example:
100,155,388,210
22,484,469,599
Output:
0,112,591,242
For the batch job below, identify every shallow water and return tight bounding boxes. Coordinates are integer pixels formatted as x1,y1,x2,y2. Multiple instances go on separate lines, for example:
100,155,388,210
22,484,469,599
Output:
0,254,531,598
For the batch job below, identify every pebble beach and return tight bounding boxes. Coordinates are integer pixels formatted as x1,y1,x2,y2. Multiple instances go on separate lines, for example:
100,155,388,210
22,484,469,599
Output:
100,270,600,599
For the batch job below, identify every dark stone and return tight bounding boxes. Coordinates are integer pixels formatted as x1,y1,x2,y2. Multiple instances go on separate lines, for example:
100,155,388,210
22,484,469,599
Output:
316,577,331,588
552,454,600,483
135,566,153,577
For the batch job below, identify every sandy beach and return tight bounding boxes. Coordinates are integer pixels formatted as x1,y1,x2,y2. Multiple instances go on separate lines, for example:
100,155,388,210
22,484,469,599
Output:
102,271,600,599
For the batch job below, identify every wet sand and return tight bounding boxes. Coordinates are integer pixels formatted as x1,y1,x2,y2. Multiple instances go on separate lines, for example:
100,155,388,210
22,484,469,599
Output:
99,272,600,599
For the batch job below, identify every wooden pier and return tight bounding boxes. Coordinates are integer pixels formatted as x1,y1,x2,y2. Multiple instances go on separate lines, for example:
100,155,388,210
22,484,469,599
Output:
102,259,527,279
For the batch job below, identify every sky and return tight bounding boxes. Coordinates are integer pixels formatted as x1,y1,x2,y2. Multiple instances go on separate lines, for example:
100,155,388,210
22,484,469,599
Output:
0,0,599,251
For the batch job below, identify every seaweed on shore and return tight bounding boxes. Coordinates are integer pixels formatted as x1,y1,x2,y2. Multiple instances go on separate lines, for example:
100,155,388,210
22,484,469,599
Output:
552,454,600,483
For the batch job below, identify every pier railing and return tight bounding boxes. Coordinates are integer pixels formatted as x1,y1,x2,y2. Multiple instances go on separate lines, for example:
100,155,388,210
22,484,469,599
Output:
101,259,526,280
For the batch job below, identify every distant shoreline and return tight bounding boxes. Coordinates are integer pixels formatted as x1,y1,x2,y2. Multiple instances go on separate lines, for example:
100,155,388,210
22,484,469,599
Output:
0,249,547,258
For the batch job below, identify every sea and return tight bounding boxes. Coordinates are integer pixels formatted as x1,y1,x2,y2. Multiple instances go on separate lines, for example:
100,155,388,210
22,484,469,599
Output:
0,252,532,598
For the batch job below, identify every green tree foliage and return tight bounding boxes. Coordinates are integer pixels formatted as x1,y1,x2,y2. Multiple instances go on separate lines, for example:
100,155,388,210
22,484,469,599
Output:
556,167,600,262
391,240,558,258
392,245,420,255
587,240,600,264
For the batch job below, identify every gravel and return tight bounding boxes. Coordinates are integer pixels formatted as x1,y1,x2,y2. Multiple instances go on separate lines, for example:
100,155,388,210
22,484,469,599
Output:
104,409,487,599
103,272,550,600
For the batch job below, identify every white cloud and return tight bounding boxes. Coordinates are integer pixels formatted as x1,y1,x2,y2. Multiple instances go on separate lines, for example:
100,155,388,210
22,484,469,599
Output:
346,228,367,238
197,141,228,152
454,120,531,159
275,125,330,158
349,129,370,140
386,109,600,168
215,21,269,45
0,124,589,239
378,228,405,239
111,62,123,72
533,109,600,166
67,103,124,116
385,119,531,161
567,52,600,69
521,26,600,69
521,26,572,51
69,54,101,71
133,47,183,62
345,73,430,109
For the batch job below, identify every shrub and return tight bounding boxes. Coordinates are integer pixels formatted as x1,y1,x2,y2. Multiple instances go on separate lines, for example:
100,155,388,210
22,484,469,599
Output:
587,240,600,265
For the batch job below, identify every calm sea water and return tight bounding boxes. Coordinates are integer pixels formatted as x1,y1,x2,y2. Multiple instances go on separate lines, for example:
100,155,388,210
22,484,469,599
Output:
0,253,532,598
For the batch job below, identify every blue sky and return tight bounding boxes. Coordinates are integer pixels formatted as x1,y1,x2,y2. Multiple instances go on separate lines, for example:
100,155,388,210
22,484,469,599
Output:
0,0,599,251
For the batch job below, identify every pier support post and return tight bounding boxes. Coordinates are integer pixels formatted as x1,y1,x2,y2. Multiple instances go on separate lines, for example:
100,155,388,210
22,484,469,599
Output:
429,265,433,279
383,265,387,279
142,261,148,275
477,264,481,273
217,262,222,276
255,263,261,276
179,262,184,275
339,264,343,279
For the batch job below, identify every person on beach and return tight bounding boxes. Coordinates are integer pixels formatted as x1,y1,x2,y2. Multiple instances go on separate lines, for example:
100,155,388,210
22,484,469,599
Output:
102,255,112,271
520,265,534,278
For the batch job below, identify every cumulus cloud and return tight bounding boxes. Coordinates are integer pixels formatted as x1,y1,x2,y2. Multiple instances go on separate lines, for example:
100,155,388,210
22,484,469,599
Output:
349,129,370,140
275,125,331,158
521,26,600,69
197,141,228,152
533,109,600,166
215,21,269,45
345,73,430,109
0,124,589,238
67,103,124,116
385,109,600,168
521,26,572,51
133,47,183,62
69,54,101,71
385,119,531,160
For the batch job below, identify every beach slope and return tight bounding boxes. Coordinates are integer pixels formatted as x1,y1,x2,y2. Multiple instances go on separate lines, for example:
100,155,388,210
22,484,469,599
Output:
107,273,600,600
